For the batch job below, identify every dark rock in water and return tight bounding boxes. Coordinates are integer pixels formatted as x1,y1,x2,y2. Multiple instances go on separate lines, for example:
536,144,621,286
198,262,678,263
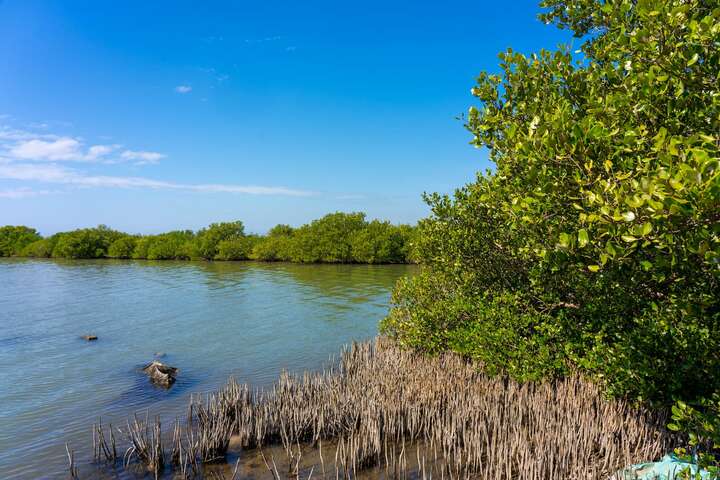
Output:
142,360,178,388
82,335,98,341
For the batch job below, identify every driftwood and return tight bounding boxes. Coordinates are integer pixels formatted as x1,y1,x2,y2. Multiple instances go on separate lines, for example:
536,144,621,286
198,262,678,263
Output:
142,360,178,388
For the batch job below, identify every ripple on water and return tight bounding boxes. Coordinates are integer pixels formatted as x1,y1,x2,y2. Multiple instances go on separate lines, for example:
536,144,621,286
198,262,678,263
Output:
0,258,415,479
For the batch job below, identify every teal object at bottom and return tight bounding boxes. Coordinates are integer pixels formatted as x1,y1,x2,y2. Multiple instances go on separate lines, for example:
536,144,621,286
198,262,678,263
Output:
620,454,715,479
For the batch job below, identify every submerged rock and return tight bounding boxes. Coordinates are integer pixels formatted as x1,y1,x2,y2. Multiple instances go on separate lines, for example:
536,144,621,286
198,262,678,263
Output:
81,335,98,341
142,360,178,388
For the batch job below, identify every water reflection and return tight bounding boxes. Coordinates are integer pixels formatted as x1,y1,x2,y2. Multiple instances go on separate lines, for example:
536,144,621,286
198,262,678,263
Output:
0,258,414,479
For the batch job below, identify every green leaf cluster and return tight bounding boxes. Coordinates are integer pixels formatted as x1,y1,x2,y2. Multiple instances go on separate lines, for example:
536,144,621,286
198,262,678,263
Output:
288,212,368,263
43,225,124,259
196,221,245,260
669,395,720,475
0,226,41,256
251,213,416,263
215,235,262,261
382,0,719,403
252,224,295,261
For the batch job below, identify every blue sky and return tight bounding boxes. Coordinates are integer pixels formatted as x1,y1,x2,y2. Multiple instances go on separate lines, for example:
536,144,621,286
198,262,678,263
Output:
0,1,570,234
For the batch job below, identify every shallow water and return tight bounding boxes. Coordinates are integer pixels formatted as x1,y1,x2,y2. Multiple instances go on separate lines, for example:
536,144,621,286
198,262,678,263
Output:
0,258,414,479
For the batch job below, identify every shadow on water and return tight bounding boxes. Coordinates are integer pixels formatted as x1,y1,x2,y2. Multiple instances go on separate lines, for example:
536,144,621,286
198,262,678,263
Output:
3,256,414,296
196,260,415,298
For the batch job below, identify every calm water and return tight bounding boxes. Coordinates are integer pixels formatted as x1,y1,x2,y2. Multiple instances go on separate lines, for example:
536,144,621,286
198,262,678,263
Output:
0,258,413,479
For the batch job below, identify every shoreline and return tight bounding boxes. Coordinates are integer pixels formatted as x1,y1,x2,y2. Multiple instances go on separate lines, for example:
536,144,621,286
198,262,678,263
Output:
0,260,408,480
0,255,415,266
72,338,676,479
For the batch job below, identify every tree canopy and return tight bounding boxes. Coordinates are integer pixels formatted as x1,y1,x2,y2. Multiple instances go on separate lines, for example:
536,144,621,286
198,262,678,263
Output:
1,213,416,264
0,226,41,256
382,0,719,404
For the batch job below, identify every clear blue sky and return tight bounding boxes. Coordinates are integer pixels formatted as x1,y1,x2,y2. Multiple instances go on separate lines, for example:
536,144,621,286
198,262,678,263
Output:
0,0,570,235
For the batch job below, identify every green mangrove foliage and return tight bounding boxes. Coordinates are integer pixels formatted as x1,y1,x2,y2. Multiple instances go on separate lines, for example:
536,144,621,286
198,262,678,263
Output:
216,235,262,261
252,224,295,261
668,394,720,476
382,0,719,407
107,236,137,259
289,212,368,263
196,221,245,260
0,213,416,264
0,226,41,256
51,225,125,259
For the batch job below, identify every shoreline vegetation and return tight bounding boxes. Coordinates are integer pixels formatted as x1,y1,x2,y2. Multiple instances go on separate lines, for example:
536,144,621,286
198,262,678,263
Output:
376,0,718,476
0,212,417,264
82,338,675,479
19,0,719,477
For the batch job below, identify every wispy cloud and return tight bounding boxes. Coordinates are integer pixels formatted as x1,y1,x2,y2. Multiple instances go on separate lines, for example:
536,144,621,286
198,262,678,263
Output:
0,118,314,198
26,121,49,129
0,186,58,199
175,85,192,94
120,150,166,165
87,144,121,160
0,162,315,197
201,35,224,44
199,67,230,83
0,125,54,141
8,137,118,162
0,125,162,165
244,35,282,44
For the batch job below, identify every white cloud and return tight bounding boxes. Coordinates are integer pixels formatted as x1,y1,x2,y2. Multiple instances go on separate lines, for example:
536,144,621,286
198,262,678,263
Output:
10,137,83,161
0,187,57,199
0,119,315,198
0,124,160,165
175,85,192,94
0,162,315,197
0,126,56,141
187,183,313,195
120,150,165,165
6,137,119,162
87,144,119,160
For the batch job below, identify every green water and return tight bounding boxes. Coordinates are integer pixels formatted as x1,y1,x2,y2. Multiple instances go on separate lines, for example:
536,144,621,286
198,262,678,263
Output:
0,258,414,479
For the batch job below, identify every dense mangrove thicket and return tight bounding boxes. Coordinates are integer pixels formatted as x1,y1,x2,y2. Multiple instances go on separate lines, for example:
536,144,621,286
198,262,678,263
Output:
0,212,416,264
89,339,674,479
0,225,41,256
381,0,719,471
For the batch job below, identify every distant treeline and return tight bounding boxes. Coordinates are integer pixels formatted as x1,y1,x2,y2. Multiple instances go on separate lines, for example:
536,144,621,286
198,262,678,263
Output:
0,212,417,264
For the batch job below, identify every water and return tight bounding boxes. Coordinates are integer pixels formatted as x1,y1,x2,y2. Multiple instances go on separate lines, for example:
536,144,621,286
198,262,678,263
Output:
0,258,414,479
